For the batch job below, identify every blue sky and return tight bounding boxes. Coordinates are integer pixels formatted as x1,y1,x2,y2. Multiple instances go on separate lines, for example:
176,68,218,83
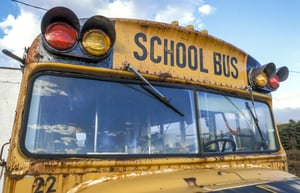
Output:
202,1,300,68
0,0,299,123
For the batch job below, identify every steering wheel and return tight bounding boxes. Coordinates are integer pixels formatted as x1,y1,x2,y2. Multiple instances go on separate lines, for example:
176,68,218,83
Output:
204,138,236,152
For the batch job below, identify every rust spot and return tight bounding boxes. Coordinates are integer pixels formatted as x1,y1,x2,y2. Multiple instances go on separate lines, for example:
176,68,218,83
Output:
184,177,198,187
159,72,172,79
140,24,150,28
34,53,43,61
26,35,41,64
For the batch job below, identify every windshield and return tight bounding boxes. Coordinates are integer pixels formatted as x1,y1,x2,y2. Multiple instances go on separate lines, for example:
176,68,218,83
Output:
23,74,278,156
24,74,197,155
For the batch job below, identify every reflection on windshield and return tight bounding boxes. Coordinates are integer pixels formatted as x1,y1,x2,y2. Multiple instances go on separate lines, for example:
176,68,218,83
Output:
198,92,277,153
25,75,197,155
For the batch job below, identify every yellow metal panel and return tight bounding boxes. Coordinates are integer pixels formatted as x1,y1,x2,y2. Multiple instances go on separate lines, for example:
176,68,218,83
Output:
67,168,297,193
113,19,248,89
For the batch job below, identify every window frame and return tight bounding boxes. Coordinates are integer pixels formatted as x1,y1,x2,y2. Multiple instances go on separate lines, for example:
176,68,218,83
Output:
20,71,280,159
196,89,280,155
20,71,199,158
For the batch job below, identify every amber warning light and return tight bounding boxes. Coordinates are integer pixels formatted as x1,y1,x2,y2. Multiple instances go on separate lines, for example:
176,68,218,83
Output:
248,62,289,92
41,7,115,61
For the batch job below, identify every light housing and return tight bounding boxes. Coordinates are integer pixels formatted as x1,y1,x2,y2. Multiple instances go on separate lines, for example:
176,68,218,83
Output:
276,66,289,82
39,6,116,64
248,62,289,92
267,66,289,91
80,15,116,58
248,62,276,88
41,7,80,52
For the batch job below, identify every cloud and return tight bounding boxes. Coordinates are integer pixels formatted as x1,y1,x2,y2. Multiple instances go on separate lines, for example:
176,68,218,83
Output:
0,0,213,67
0,8,40,67
198,4,216,16
97,0,205,28
154,5,197,27
273,92,300,109
97,0,136,18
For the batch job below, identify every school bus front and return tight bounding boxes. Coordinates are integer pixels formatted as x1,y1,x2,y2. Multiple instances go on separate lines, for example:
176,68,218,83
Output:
1,6,299,193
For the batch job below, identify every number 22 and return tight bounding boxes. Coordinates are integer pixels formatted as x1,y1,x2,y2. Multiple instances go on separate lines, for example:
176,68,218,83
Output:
33,176,56,193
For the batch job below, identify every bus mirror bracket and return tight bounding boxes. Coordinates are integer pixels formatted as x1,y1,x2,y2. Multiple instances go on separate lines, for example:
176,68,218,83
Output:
2,49,25,67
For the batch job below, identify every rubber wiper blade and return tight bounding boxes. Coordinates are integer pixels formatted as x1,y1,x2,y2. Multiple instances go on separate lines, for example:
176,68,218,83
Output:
245,102,269,148
126,64,184,117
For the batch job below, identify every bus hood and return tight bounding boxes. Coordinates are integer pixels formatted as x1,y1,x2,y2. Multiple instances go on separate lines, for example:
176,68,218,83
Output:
68,168,300,193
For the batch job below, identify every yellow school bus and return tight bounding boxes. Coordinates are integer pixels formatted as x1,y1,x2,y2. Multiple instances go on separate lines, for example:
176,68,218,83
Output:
1,6,299,193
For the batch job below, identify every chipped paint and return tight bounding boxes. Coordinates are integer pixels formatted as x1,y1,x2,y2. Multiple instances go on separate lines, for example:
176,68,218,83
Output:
1,8,298,193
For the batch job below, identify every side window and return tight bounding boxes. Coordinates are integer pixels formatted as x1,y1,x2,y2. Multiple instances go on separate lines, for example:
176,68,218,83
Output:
198,92,277,153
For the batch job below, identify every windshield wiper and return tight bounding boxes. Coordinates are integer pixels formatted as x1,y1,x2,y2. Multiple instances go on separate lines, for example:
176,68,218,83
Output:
126,64,184,117
246,86,269,149
245,102,269,149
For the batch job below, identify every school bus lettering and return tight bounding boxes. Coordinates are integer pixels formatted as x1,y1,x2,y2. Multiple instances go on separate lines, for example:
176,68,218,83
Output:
150,36,162,64
133,32,242,81
133,32,208,73
163,38,174,66
133,32,147,61
213,51,239,79
1,6,298,193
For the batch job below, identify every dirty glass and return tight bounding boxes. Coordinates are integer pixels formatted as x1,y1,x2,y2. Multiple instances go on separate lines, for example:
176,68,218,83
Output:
24,74,198,155
198,92,277,153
